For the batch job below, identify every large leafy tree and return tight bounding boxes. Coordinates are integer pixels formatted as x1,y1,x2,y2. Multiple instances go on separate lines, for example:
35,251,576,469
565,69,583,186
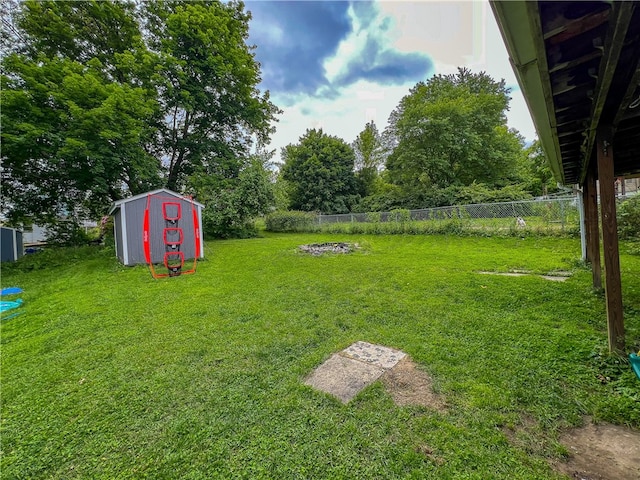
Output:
1,56,160,223
1,0,159,223
143,0,280,191
281,129,359,214
520,139,558,197
1,0,279,230
385,68,524,201
352,121,385,197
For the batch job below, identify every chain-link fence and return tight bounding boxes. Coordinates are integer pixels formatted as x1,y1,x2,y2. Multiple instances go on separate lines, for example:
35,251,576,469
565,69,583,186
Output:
317,196,581,232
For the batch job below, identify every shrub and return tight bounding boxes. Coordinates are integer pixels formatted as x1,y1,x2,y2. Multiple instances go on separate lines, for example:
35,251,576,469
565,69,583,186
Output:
195,157,275,239
45,220,93,246
365,212,381,223
265,210,316,232
625,241,640,256
389,208,410,223
618,195,640,239
2,245,110,273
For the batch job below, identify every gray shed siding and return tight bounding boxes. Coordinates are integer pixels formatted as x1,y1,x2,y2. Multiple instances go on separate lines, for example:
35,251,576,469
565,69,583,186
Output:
123,196,147,265
16,230,23,259
112,190,204,266
1,227,23,262
113,209,125,264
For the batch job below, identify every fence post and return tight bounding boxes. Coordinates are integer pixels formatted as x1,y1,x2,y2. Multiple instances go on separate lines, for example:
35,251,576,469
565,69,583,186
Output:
577,191,587,261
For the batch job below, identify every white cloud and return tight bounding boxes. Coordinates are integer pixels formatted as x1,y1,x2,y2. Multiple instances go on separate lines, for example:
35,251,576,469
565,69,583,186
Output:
264,0,537,165
377,0,537,141
269,79,415,164
323,4,366,81
379,1,483,66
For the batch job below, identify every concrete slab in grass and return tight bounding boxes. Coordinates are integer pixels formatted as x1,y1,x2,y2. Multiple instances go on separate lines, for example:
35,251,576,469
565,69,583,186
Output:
540,275,570,282
478,271,571,282
304,342,407,403
341,341,407,369
304,354,385,403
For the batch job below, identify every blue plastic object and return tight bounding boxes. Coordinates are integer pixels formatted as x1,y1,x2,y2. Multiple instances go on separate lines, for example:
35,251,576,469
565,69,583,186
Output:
0,287,22,296
1,311,23,320
1,298,23,313
630,353,640,381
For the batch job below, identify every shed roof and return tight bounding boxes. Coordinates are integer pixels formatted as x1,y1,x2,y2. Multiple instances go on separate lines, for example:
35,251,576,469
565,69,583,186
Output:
490,0,640,185
108,189,205,215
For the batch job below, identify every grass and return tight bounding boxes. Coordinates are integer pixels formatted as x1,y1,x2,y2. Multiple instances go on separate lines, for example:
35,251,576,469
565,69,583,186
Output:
1,234,639,479
315,217,579,237
268,214,581,237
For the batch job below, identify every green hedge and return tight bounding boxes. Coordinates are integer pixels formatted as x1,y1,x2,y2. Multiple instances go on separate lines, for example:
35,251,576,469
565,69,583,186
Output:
265,210,317,232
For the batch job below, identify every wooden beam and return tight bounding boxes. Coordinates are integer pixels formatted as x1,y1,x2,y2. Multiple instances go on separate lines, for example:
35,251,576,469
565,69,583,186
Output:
583,166,602,289
596,128,624,352
544,9,609,44
613,64,640,126
548,50,602,74
579,2,635,184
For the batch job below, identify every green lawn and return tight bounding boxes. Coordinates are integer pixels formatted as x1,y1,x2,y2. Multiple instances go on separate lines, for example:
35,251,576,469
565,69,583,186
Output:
2,234,639,479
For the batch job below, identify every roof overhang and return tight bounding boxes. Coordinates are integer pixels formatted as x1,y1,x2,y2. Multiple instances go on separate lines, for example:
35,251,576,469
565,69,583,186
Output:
108,189,205,215
491,1,640,186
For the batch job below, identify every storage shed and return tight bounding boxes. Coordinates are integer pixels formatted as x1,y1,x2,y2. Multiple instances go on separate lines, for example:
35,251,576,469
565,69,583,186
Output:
109,189,205,266
1,226,24,263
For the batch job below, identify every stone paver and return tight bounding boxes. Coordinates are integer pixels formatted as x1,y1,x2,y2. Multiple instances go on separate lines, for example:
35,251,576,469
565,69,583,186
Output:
478,271,571,282
304,342,407,403
341,341,406,369
540,275,570,282
304,354,385,403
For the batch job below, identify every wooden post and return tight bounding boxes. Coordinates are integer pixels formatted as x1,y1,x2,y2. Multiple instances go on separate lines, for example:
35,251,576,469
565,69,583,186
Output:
583,167,602,289
596,128,624,352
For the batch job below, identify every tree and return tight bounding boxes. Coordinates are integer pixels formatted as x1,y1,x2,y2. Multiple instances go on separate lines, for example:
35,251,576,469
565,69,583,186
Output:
520,139,557,197
1,56,161,222
352,121,384,197
281,129,359,213
1,0,280,234
272,174,292,212
1,1,160,224
384,68,524,206
142,0,280,191
193,154,275,238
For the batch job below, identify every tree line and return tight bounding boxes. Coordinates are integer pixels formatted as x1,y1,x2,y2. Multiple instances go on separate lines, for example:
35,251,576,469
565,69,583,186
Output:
1,1,555,239
1,0,279,238
279,68,557,215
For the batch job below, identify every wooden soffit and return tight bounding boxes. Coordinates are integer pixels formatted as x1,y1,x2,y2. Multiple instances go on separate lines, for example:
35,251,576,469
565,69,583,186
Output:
490,1,640,185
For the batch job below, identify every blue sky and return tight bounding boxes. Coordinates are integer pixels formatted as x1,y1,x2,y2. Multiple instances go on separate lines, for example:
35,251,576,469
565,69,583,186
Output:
245,0,536,163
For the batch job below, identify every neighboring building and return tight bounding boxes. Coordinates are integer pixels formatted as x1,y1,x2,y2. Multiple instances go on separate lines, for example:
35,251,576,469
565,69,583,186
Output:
21,219,97,246
22,224,48,245
1,226,23,262
620,177,640,197
109,189,205,266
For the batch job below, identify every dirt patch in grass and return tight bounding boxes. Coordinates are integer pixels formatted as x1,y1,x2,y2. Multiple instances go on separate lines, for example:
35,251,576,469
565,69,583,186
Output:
298,242,358,256
415,444,446,465
552,419,640,480
381,357,446,411
504,416,640,479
